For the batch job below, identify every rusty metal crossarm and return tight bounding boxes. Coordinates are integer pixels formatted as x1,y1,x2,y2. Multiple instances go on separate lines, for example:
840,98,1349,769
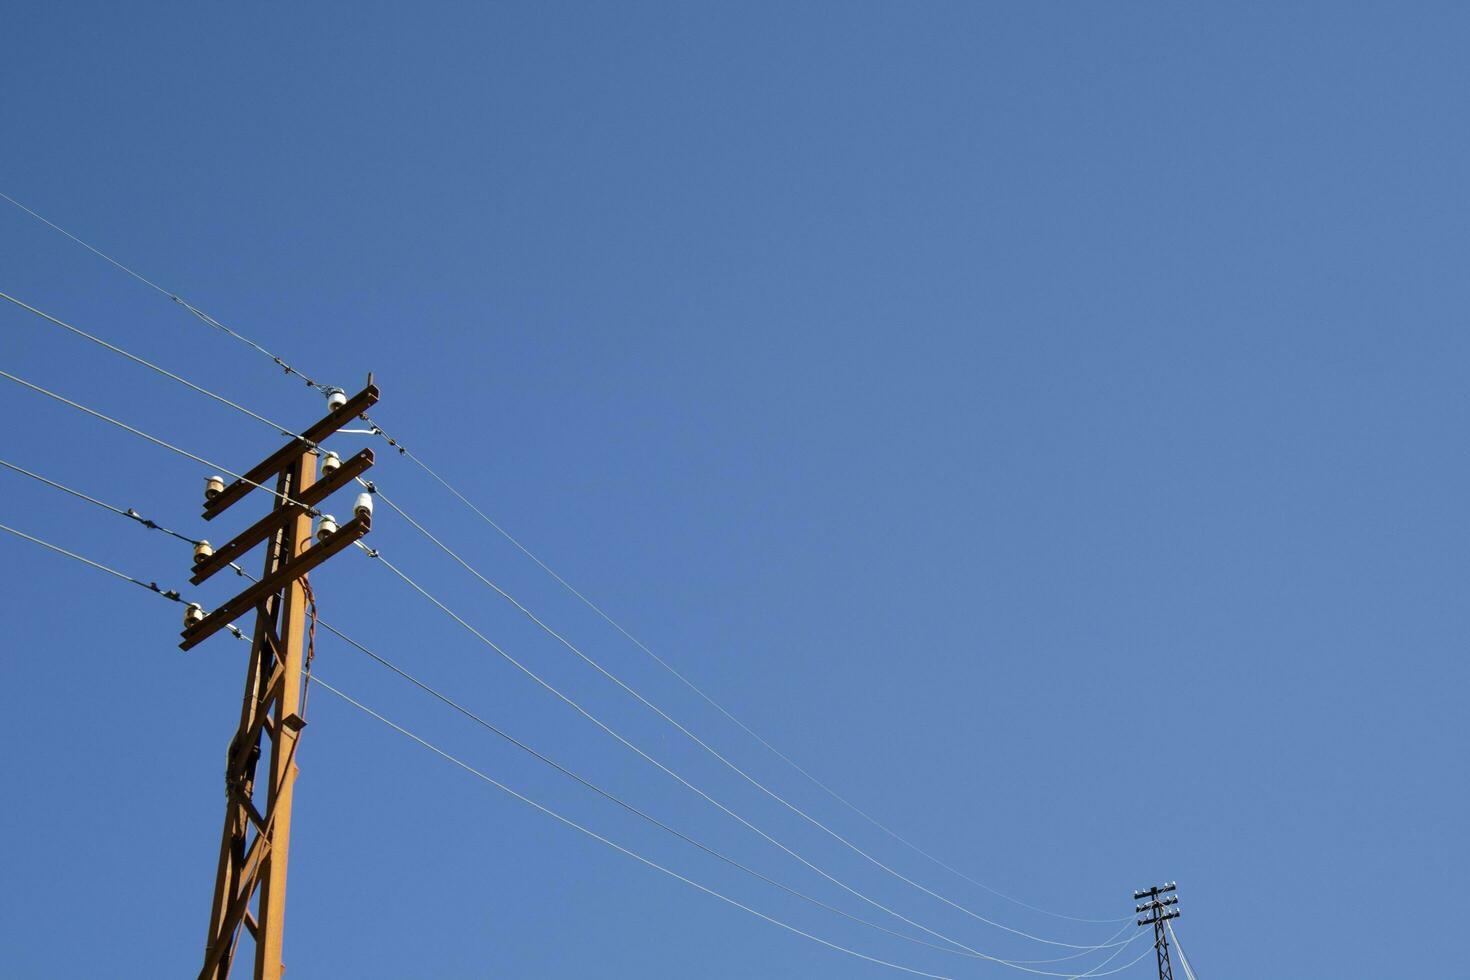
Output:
181,513,371,651
203,384,379,521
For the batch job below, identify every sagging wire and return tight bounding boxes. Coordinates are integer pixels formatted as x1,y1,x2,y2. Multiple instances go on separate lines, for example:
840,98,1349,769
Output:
361,478,1127,951
0,368,324,518
0,289,309,443
314,677,1155,980
2,187,1126,929
300,577,319,718
349,539,1136,974
1166,920,1200,980
0,190,332,394
1,456,1141,973
0,520,243,640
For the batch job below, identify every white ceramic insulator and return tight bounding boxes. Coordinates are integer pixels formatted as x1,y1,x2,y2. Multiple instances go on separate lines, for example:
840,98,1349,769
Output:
204,475,226,501
194,540,214,562
321,451,342,476
317,515,339,542
327,389,348,411
354,493,373,520
184,603,206,628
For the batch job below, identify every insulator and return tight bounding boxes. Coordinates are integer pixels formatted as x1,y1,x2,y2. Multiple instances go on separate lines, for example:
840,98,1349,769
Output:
327,388,348,412
317,515,339,542
184,603,206,628
353,492,373,520
204,474,226,501
193,540,214,563
321,451,342,476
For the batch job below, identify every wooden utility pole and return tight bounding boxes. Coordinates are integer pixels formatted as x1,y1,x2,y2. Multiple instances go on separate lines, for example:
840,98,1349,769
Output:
187,382,380,980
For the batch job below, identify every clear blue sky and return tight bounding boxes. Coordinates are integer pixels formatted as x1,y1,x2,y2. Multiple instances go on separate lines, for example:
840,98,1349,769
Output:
1,3,1464,977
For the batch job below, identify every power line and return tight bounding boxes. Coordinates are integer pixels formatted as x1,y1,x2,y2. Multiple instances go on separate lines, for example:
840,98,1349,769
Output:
312,676,1155,980
2,280,1029,948
0,285,1126,956
310,674,964,980
0,190,332,393
2,452,1133,971
318,612,1136,967
355,543,1132,971
0,371,1008,963
0,393,1146,980
0,520,241,638
383,438,1130,930
0,457,202,548
0,368,320,516
1165,921,1198,980
0,289,305,441
2,186,1124,928
366,482,1127,948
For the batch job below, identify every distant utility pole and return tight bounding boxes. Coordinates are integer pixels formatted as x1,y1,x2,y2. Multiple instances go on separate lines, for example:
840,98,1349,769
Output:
1134,882,1181,980
188,381,380,980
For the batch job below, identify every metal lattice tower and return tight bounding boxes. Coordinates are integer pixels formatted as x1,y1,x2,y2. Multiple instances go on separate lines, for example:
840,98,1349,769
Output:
1134,882,1180,980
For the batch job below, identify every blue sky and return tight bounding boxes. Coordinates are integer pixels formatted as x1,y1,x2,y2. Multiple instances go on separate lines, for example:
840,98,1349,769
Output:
1,3,1465,977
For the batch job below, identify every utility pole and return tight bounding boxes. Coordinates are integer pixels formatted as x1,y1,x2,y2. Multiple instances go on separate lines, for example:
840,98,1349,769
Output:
1134,882,1180,980
187,382,380,980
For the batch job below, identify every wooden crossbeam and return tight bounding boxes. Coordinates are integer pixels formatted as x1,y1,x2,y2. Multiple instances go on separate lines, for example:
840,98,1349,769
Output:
192,448,374,585
203,384,378,521
192,506,305,585
181,513,371,651
296,447,374,511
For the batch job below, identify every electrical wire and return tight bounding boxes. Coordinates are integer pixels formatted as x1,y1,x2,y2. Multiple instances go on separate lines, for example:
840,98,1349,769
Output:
356,543,1133,972
0,520,242,638
318,610,1134,968
391,446,1130,925
0,457,198,547
0,368,319,516
365,482,1127,949
0,455,1131,969
0,502,1135,978
1062,923,1152,980
0,449,1140,975
0,289,306,441
1165,920,1199,980
0,294,1125,958
313,676,1154,980
2,187,1124,928
0,190,332,393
